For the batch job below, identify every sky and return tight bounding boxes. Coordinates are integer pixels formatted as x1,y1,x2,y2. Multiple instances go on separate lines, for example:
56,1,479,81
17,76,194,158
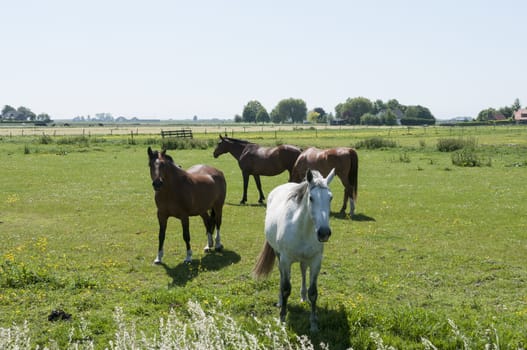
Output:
1,0,526,120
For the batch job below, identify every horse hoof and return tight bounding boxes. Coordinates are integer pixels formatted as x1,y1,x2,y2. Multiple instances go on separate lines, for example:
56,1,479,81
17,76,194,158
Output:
204,247,212,253
240,200,246,205
215,244,224,252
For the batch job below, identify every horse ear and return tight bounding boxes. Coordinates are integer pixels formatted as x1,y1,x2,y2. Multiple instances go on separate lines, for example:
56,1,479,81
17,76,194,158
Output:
161,149,166,159
147,147,153,157
326,168,336,185
306,169,313,183
219,134,224,140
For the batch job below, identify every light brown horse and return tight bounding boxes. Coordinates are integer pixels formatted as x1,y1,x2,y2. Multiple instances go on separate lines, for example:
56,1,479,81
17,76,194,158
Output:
291,147,358,217
213,135,302,204
148,147,227,264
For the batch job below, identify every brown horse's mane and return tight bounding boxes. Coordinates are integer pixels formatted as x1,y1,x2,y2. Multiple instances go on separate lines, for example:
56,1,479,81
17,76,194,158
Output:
224,137,252,145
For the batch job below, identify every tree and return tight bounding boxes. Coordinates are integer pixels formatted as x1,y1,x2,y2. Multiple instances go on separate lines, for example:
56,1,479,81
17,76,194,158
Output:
498,106,513,119
335,97,373,125
307,110,320,123
313,107,327,123
2,105,16,119
256,109,270,123
242,100,266,123
360,113,381,125
234,114,243,123
476,108,498,121
400,105,435,125
512,98,521,111
15,106,36,121
36,113,51,122
372,99,385,114
272,98,307,123
386,99,403,111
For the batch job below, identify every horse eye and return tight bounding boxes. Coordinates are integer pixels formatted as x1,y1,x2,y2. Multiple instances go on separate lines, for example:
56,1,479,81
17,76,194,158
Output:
309,195,313,202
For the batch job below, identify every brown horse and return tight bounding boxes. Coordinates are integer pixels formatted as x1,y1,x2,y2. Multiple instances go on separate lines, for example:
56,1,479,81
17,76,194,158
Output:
147,147,227,264
213,135,302,204
291,147,358,217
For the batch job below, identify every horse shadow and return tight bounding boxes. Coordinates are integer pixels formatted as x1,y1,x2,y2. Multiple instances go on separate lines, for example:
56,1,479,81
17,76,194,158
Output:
226,201,266,208
287,303,351,350
330,212,376,222
160,249,241,287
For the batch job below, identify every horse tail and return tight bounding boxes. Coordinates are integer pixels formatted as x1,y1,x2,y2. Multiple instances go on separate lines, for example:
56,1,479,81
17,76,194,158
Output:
349,149,358,201
252,241,276,279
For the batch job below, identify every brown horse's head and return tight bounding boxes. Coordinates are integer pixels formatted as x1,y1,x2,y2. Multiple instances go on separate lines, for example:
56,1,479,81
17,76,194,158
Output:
147,147,174,191
213,134,229,158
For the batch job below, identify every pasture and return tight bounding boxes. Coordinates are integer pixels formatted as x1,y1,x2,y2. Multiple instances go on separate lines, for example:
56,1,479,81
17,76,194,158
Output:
1,125,527,349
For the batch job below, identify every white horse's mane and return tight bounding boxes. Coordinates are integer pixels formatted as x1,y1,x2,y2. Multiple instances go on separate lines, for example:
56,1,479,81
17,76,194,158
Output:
287,170,326,203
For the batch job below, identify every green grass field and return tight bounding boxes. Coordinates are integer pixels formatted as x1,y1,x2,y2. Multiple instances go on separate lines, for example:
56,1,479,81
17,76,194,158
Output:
1,125,527,349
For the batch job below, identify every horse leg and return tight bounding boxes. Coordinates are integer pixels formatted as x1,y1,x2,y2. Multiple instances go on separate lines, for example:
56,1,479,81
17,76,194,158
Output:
154,212,168,264
278,258,292,322
349,194,355,217
200,213,214,253
254,175,265,204
342,185,355,217
300,262,308,302
241,172,249,204
308,260,322,332
339,191,348,217
181,217,192,263
213,207,223,251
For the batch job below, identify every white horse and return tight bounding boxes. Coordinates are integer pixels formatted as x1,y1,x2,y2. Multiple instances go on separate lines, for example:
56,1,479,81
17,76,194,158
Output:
253,168,335,332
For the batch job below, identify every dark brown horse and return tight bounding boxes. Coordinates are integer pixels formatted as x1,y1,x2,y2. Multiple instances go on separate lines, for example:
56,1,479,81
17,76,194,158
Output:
213,135,302,204
147,147,227,264
291,147,358,217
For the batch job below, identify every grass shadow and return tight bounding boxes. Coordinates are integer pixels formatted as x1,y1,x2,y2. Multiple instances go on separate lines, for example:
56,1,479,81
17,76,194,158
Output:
287,303,351,350
161,249,241,287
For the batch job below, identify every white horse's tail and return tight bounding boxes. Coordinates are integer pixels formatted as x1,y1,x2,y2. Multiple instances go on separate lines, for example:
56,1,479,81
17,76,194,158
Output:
252,241,276,279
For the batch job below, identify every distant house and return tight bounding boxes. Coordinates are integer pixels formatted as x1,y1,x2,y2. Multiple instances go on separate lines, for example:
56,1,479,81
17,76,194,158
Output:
489,113,506,121
514,109,527,123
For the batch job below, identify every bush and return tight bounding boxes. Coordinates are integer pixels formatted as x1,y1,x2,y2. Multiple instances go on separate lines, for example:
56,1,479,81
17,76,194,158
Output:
161,138,215,150
38,135,53,144
451,149,491,167
355,137,397,149
437,137,477,152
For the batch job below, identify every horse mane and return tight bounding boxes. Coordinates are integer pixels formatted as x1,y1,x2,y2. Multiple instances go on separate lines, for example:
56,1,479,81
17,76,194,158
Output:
224,137,252,145
288,182,309,204
288,171,326,204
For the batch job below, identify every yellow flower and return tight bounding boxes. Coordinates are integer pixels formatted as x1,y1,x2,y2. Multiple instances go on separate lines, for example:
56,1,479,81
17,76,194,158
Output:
6,193,19,204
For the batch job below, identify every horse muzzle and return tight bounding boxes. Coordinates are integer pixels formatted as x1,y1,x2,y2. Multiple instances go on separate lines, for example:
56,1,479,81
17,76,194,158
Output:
152,178,164,191
317,227,331,242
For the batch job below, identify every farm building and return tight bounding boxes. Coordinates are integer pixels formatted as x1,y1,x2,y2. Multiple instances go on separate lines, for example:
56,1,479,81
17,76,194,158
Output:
514,108,527,123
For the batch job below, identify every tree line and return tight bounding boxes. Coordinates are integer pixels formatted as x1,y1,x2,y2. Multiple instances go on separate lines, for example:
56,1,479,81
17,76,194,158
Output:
1,105,51,123
236,97,436,125
476,98,522,121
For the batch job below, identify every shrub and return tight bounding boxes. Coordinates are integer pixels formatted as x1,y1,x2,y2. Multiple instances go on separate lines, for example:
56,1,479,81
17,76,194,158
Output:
355,137,397,149
161,138,214,150
38,135,53,144
437,137,477,152
451,149,491,167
